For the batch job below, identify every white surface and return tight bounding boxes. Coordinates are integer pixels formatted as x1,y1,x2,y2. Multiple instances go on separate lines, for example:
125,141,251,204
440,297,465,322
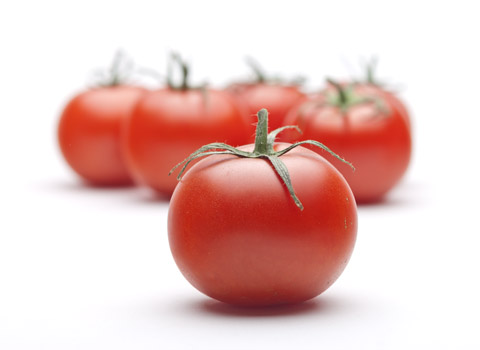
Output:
1,1,480,349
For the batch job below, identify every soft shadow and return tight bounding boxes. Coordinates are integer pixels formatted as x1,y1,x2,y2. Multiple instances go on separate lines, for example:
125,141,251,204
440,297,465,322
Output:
33,179,171,205
132,188,171,204
33,179,137,194
357,195,409,208
357,180,430,209
188,296,339,318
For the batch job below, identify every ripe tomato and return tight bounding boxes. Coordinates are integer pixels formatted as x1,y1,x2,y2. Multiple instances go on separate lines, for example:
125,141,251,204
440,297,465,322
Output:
124,88,249,197
123,53,250,197
356,83,411,129
282,81,412,203
58,85,146,185
228,83,306,131
227,58,306,136
168,109,357,306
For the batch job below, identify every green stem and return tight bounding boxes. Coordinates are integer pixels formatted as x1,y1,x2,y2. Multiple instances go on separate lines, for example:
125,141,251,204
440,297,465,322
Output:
168,53,190,90
245,57,267,83
180,59,189,90
325,78,383,115
327,78,348,105
365,56,378,85
366,64,374,84
93,50,132,87
109,50,123,86
170,108,353,211
253,109,269,155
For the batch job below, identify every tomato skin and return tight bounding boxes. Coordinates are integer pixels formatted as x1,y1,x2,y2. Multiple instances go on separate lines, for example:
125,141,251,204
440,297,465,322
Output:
283,86,412,203
228,83,307,134
168,144,357,306
58,86,146,186
357,83,411,128
123,89,249,196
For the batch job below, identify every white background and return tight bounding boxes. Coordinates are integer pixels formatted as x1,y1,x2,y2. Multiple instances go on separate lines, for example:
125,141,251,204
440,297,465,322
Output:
1,1,479,349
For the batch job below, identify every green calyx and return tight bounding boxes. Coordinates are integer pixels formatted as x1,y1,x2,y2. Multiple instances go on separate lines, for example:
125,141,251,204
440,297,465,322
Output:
166,52,209,94
91,50,163,87
93,50,134,87
326,78,386,115
326,79,370,112
169,109,354,211
362,56,388,88
245,57,305,86
356,57,394,90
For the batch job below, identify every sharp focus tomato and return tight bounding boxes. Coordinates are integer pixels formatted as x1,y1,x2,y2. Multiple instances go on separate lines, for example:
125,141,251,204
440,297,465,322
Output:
168,110,357,306
282,82,412,203
228,83,306,133
58,86,146,185
123,88,249,196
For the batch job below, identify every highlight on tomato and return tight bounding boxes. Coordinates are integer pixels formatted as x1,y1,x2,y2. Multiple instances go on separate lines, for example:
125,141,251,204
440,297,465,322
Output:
58,51,147,186
227,57,307,138
168,109,357,306
282,78,412,203
123,53,249,197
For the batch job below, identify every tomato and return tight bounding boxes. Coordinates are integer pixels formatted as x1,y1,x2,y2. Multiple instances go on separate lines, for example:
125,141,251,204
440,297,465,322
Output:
123,54,249,197
356,83,411,129
58,85,146,186
229,83,306,131
168,109,357,306
282,81,412,203
227,58,306,136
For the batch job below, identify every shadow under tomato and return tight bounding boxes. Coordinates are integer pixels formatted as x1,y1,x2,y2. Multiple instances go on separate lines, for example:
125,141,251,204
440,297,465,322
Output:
36,179,172,204
134,189,171,204
194,297,333,318
356,180,429,209
37,179,137,193
356,195,406,208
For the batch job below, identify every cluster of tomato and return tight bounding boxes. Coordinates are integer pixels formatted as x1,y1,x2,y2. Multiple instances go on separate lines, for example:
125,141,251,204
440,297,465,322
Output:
58,53,411,307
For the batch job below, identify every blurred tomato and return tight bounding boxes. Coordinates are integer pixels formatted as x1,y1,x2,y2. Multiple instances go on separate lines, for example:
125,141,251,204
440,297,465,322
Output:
123,54,249,197
58,85,146,186
229,83,306,131
282,81,411,203
227,58,306,138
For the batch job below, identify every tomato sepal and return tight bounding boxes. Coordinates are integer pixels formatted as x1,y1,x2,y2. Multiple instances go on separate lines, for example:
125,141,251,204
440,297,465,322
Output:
170,109,354,210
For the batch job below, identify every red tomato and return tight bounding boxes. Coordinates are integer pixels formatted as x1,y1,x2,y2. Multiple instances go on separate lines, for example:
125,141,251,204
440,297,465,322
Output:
168,109,357,306
282,82,412,203
58,85,146,185
123,88,249,196
228,83,307,132
357,83,411,128
227,58,306,137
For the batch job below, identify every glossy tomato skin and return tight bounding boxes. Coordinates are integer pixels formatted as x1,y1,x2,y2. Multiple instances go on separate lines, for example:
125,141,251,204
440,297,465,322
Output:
168,144,357,306
58,86,146,186
124,89,249,197
283,87,412,203
228,83,307,135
